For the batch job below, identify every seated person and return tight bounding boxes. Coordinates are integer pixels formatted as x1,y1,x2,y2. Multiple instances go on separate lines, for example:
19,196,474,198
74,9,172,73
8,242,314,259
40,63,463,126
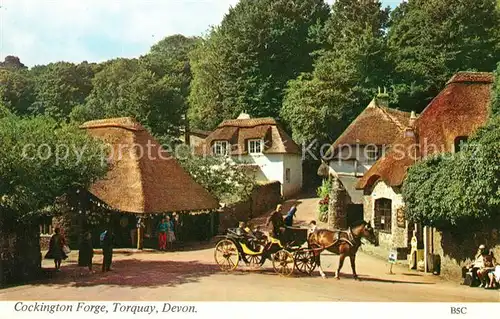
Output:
308,220,317,235
463,244,486,285
478,249,497,288
488,265,500,289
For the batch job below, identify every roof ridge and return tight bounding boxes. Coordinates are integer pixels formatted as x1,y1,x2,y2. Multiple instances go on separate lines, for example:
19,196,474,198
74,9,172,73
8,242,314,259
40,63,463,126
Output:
378,106,406,131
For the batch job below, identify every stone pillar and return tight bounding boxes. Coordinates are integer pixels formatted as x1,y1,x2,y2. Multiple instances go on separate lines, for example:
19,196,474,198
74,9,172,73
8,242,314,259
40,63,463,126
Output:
328,176,347,229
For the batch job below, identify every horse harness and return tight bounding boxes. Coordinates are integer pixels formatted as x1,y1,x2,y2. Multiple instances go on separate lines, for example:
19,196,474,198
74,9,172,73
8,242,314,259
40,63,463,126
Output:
312,227,360,252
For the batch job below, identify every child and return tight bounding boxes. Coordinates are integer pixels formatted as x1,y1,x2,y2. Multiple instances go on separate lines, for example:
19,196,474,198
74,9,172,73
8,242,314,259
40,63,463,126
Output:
308,220,317,235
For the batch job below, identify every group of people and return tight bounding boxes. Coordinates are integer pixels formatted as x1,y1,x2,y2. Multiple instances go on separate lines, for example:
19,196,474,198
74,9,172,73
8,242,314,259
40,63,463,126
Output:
157,213,182,251
45,227,115,274
463,244,499,289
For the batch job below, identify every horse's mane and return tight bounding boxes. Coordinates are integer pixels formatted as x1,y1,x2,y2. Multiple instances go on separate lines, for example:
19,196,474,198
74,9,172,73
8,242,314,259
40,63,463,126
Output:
350,220,367,228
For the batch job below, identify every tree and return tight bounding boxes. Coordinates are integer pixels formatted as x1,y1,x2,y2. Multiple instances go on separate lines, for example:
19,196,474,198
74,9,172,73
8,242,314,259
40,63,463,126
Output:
176,148,256,204
388,0,500,112
402,117,500,229
70,58,184,143
0,115,108,221
281,0,390,148
492,63,500,116
189,0,331,130
30,61,94,121
0,68,35,115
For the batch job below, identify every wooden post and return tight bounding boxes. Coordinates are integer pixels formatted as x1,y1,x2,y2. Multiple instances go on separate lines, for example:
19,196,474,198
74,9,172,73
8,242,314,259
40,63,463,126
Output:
423,226,428,273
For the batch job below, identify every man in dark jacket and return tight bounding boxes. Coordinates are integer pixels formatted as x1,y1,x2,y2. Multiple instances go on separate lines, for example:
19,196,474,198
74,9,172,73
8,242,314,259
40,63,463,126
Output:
266,204,285,238
101,230,114,272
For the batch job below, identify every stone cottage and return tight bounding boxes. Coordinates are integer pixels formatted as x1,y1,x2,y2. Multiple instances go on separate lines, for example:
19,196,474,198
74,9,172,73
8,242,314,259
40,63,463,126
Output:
355,72,495,276
318,90,412,228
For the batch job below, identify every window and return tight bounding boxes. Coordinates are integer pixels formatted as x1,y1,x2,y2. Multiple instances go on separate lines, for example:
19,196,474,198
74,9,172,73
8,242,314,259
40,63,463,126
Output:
365,145,381,161
212,141,229,156
248,139,263,154
454,136,468,153
39,216,53,235
374,198,392,233
285,168,291,183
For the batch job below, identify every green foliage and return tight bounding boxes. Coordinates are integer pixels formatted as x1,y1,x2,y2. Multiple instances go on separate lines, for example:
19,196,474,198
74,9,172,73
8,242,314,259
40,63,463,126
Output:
0,68,35,115
281,0,390,147
176,150,256,204
0,115,108,220
188,0,330,130
403,117,500,229
70,58,184,143
492,63,500,116
388,0,500,112
316,178,331,222
30,61,94,121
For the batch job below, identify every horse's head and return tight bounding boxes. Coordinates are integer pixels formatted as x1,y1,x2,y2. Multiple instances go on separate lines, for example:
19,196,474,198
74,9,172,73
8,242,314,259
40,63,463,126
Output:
359,221,379,246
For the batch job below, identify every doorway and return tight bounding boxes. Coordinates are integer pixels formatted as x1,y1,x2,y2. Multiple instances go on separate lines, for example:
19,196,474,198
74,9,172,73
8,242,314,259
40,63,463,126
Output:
347,204,364,226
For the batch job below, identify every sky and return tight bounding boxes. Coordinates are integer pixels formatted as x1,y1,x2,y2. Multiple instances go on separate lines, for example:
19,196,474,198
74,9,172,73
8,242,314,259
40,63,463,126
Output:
0,0,403,67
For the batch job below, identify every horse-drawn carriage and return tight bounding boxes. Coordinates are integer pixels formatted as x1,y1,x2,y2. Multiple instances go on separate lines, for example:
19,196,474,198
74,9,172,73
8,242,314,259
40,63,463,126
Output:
213,226,316,277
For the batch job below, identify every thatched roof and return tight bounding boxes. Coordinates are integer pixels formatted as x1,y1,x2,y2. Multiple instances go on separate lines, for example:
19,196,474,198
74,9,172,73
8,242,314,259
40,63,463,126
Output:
80,117,219,214
357,71,493,190
417,71,493,158
324,98,411,159
196,115,301,156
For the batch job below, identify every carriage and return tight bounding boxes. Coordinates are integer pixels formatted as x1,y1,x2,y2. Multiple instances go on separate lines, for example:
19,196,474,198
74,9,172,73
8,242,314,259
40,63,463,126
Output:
213,226,317,276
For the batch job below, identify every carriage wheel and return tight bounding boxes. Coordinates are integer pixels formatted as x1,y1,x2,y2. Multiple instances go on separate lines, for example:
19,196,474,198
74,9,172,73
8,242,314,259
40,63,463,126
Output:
294,249,316,275
214,239,239,271
245,254,263,269
272,249,295,277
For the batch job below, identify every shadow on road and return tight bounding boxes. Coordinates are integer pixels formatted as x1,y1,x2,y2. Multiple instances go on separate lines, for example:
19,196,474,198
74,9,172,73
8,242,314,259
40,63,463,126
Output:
35,259,220,289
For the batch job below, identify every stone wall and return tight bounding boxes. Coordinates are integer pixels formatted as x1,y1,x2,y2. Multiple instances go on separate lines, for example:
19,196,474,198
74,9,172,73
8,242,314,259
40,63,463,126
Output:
218,181,281,232
432,228,500,281
327,177,348,229
362,180,409,260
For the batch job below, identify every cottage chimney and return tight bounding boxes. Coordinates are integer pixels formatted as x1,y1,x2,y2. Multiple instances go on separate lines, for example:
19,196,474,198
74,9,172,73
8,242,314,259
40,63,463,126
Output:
409,111,417,127
375,86,389,108
404,111,418,138
237,111,251,120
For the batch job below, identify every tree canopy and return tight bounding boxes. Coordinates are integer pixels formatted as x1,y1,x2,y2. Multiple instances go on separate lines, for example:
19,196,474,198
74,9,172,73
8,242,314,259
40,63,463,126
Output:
0,115,108,220
188,0,331,130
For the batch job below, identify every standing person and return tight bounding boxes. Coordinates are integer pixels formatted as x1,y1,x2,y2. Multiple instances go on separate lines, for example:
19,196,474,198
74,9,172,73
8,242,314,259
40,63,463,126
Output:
266,204,285,238
284,205,298,227
166,216,176,250
157,218,168,251
78,231,94,274
100,229,114,272
173,213,183,245
45,228,67,272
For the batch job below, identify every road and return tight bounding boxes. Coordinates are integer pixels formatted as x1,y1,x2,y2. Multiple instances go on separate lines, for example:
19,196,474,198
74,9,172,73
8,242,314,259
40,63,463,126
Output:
1,245,499,302
1,194,499,302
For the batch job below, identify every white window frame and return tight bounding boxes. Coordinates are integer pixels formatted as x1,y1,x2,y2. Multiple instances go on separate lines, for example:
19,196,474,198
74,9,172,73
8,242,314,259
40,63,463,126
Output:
248,139,263,154
212,140,229,156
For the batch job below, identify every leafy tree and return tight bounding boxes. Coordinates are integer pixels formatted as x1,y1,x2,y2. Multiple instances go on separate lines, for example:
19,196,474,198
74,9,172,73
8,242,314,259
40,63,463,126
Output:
0,115,108,221
281,0,390,148
0,68,35,115
492,63,500,116
176,148,256,204
30,61,94,121
403,117,500,229
70,58,184,143
388,0,500,112
189,0,331,130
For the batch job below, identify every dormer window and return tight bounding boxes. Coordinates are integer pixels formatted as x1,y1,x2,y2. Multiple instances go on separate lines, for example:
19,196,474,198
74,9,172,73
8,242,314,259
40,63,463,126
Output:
248,139,263,154
212,140,229,156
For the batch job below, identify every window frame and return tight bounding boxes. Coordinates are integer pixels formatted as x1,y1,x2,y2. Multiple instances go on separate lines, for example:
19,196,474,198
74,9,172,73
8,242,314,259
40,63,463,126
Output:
365,146,381,161
454,136,468,153
248,139,264,155
212,140,230,156
374,198,392,233
285,168,291,183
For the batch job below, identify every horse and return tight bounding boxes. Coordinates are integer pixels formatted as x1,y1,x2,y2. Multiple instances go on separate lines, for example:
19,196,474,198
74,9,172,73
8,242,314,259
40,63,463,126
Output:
307,220,379,280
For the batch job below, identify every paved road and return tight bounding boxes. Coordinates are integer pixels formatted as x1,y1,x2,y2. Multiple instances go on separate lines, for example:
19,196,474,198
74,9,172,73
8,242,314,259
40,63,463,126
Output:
1,247,499,302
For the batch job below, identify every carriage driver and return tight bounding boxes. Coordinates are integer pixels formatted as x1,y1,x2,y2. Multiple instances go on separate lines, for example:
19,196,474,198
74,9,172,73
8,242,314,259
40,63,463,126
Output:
266,204,285,239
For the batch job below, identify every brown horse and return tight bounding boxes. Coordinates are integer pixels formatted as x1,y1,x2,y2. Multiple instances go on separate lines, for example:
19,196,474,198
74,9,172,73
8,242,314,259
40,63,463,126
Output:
308,220,379,280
